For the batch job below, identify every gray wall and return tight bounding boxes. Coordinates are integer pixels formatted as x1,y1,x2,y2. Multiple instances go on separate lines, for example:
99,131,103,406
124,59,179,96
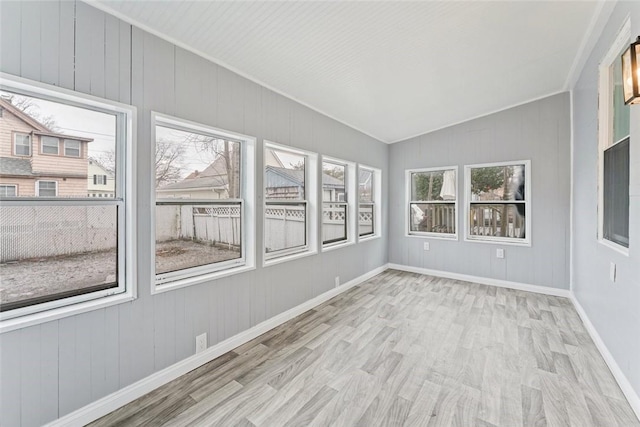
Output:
0,2,388,426
389,93,571,290
572,1,640,399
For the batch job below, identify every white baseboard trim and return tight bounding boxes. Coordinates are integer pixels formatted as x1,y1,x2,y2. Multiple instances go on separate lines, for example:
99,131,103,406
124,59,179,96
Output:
387,263,571,298
570,294,640,421
47,263,389,427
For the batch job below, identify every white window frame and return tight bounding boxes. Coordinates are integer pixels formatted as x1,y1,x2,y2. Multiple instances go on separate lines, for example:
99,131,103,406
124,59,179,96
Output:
35,180,58,197
597,18,631,256
263,141,318,266
64,139,81,157
151,113,256,293
358,164,382,241
0,72,136,332
0,184,17,197
321,156,356,251
14,132,31,156
405,166,458,240
464,160,531,246
41,136,60,155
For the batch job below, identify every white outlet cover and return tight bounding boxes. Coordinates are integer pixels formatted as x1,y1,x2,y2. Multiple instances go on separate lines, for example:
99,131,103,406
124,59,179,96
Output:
610,262,616,282
335,276,340,287
496,248,505,259
423,242,430,251
196,333,207,353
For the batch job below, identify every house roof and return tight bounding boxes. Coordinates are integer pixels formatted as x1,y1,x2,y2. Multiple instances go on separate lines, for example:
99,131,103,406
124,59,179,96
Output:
0,157,33,176
157,175,227,192
265,166,345,188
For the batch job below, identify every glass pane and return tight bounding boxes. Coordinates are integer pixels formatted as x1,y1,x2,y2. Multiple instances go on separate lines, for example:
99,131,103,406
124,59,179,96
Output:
622,47,634,102
155,203,242,275
322,162,346,202
359,203,374,236
410,203,456,234
155,125,241,200
411,170,456,201
468,203,526,239
470,164,526,202
359,168,373,202
0,91,117,198
265,203,306,253
603,138,629,247
323,202,347,244
0,185,16,196
612,52,631,144
265,149,305,201
0,204,118,311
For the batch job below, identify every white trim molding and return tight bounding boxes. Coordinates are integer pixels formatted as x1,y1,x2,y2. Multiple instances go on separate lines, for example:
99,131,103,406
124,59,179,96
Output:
388,263,571,298
571,295,640,421
46,264,390,427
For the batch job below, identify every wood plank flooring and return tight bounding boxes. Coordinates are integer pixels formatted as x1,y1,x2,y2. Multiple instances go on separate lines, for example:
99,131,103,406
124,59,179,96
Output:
90,270,640,426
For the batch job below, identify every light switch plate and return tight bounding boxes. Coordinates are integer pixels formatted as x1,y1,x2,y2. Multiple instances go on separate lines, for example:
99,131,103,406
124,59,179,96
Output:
496,248,505,259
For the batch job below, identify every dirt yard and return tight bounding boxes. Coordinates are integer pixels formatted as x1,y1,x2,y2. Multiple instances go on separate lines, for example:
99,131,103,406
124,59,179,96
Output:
0,240,239,306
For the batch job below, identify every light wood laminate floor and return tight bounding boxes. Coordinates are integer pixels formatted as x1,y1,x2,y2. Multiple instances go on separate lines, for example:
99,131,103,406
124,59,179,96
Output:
91,270,640,426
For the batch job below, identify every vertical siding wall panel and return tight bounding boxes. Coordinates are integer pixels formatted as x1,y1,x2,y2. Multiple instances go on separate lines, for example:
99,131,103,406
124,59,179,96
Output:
19,1,41,82
39,1,60,87
0,1,22,76
0,2,389,425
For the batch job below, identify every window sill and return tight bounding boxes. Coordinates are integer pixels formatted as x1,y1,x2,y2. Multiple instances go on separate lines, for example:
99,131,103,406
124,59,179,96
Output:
153,264,256,294
464,236,531,247
358,234,381,243
598,239,629,256
322,239,355,252
0,292,135,334
406,233,457,241
263,249,318,267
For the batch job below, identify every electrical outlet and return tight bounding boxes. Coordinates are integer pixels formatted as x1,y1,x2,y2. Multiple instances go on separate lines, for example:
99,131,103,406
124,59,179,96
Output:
423,242,430,251
335,276,340,287
496,248,505,259
610,262,616,282
195,333,207,354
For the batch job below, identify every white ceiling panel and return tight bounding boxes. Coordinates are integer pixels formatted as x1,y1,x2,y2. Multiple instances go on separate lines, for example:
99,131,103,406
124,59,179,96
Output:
94,0,599,143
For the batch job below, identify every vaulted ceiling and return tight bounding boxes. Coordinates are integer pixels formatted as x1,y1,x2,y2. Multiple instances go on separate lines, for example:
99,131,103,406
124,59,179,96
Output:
95,1,600,143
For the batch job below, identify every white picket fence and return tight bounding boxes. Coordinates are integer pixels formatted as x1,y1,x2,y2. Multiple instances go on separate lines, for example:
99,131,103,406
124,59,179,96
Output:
1,204,375,262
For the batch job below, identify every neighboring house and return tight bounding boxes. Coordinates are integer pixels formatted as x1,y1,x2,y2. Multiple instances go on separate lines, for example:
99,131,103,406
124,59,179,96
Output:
265,165,344,200
156,153,233,199
87,158,115,198
0,98,93,197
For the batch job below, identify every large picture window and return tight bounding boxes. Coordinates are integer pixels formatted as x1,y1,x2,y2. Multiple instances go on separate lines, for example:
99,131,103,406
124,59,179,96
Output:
598,20,631,252
465,161,531,245
407,167,457,238
0,74,134,322
153,114,254,288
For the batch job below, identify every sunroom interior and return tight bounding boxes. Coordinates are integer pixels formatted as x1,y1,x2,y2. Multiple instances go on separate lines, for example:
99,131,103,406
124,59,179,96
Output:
0,1,638,426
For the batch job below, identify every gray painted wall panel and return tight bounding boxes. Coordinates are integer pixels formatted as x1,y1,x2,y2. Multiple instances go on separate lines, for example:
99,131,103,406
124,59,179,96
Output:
0,2,387,425
389,93,571,290
572,1,640,399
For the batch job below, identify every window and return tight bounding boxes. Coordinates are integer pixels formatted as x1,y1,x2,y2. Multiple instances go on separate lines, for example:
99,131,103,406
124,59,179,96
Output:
0,75,134,324
94,174,107,185
598,19,631,252
407,167,457,238
41,136,59,155
465,161,531,245
36,180,57,197
264,142,318,262
358,166,376,237
322,158,352,246
14,133,31,156
64,139,81,157
0,185,17,197
153,113,255,289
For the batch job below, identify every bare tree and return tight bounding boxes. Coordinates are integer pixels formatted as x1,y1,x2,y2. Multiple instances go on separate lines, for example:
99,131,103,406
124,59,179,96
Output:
6,94,59,130
184,134,240,198
155,139,184,188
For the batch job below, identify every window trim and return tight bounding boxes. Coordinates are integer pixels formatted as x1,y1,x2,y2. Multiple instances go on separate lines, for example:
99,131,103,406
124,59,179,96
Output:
405,165,458,240
150,112,256,293
13,132,31,156
0,184,17,197
35,179,58,197
597,18,631,256
357,164,382,241
64,139,81,157
0,72,136,331
464,160,532,246
321,156,356,251
40,136,60,155
263,141,318,266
